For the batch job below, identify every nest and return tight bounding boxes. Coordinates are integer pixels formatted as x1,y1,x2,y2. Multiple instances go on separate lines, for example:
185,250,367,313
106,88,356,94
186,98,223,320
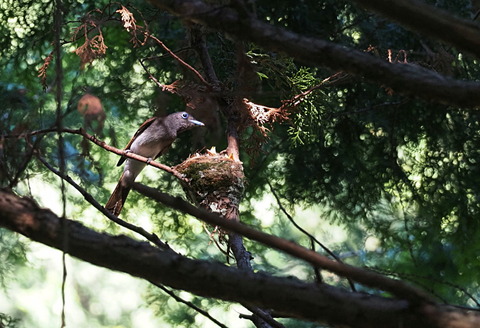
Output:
174,151,245,219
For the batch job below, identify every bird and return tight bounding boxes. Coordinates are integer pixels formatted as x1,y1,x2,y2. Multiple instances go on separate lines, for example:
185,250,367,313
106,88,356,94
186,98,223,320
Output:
105,111,204,216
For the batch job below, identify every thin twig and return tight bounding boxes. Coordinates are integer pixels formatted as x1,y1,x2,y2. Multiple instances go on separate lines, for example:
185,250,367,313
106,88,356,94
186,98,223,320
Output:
53,0,68,326
139,58,168,89
146,33,211,87
7,134,43,188
150,281,228,328
33,151,171,251
370,267,480,308
139,49,197,91
267,182,356,291
280,72,350,110
242,305,285,328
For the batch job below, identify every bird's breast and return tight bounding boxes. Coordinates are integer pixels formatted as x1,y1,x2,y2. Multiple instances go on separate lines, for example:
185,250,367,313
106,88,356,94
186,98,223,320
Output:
129,132,174,158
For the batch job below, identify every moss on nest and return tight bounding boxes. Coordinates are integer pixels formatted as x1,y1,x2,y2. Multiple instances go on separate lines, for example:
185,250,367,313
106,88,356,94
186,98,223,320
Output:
175,154,245,216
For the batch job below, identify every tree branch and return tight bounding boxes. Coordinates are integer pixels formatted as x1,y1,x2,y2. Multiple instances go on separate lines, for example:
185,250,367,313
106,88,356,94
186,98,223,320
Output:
147,0,480,107
4,127,188,182
188,24,221,88
351,0,480,57
131,182,433,304
3,189,480,328
146,33,211,87
33,153,171,250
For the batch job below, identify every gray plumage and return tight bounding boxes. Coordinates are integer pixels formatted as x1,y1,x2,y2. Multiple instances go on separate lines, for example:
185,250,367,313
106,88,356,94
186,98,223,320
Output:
105,112,204,216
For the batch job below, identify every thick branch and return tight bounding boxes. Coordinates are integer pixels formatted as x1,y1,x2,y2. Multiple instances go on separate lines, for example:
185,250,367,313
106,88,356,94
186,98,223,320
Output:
2,189,480,328
148,0,480,107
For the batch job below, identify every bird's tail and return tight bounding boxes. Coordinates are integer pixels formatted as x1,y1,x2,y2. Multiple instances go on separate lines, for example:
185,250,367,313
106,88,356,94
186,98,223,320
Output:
105,173,131,216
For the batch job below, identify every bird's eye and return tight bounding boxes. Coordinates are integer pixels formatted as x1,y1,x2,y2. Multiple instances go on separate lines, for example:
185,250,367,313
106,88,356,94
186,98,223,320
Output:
181,112,189,119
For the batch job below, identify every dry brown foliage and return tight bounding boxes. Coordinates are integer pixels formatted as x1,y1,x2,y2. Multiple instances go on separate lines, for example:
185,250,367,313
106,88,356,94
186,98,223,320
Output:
37,51,54,90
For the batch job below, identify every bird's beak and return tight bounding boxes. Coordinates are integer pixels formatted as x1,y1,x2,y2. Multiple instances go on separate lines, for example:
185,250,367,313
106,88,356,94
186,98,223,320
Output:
189,119,205,126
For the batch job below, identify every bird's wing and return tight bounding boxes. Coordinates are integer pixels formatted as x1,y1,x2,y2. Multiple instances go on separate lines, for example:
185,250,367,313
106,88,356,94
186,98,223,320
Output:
117,117,157,166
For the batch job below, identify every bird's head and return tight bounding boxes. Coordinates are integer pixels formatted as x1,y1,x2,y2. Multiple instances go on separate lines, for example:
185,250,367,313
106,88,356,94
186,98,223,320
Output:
168,111,205,134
